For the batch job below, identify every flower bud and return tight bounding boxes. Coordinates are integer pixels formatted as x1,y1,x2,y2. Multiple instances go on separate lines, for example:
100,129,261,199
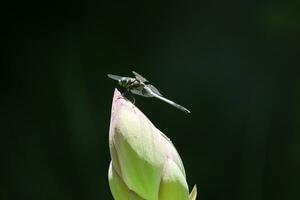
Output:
108,89,197,200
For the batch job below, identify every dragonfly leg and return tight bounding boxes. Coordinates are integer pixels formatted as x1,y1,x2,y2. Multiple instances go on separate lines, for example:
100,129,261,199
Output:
127,93,135,104
131,96,135,104
122,90,135,104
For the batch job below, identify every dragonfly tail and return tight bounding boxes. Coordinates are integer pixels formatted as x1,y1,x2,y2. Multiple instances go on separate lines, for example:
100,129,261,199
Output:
153,93,191,113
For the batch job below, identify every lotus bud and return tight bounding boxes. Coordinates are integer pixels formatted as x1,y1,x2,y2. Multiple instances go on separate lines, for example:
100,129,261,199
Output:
108,89,197,200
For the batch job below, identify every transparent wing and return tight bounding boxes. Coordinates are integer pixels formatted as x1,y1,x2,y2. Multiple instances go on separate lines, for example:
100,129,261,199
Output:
132,71,148,83
147,84,163,96
107,74,125,81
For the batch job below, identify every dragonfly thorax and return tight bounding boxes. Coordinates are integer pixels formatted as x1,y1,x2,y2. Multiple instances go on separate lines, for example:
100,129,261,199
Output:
118,77,137,88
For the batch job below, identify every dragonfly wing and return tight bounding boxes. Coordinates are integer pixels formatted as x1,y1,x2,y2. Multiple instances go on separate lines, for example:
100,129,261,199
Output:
107,74,124,81
132,71,148,83
147,84,163,96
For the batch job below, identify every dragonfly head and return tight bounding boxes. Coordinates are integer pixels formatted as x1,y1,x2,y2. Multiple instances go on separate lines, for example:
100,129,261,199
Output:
118,77,131,87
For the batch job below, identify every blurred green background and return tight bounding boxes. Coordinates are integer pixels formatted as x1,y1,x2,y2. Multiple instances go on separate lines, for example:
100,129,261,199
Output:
1,0,300,200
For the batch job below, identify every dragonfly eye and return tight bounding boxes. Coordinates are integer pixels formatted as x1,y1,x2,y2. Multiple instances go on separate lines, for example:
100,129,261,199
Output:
118,78,129,87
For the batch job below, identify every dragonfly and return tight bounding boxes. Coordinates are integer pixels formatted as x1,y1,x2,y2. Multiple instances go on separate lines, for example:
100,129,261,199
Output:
107,71,191,113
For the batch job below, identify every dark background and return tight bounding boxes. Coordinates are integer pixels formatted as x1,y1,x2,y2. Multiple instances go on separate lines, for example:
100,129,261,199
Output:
1,0,300,200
